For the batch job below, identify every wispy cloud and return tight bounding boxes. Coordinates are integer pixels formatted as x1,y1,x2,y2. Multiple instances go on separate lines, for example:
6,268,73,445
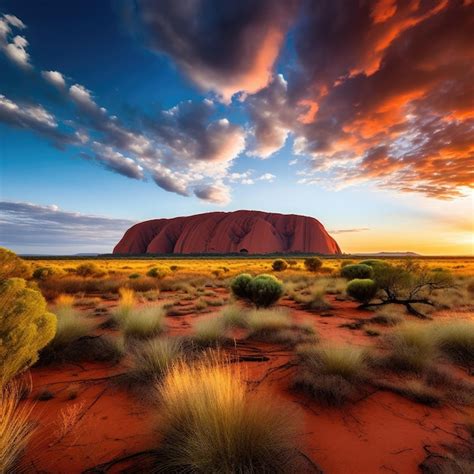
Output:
329,227,370,234
0,201,134,254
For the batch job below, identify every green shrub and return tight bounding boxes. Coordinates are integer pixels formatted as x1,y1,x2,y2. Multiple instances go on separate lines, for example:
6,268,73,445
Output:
32,267,56,281
341,264,374,280
304,257,322,272
147,267,166,278
248,274,284,308
346,279,378,304
230,273,253,299
231,274,283,308
359,259,387,268
128,273,141,279
272,259,288,272
76,262,100,277
0,278,56,386
0,248,30,281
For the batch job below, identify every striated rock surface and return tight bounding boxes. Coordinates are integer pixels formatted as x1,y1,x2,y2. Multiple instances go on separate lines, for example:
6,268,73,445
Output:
113,210,341,255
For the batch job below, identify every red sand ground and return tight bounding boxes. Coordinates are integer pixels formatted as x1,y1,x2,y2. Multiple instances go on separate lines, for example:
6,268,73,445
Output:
21,293,473,473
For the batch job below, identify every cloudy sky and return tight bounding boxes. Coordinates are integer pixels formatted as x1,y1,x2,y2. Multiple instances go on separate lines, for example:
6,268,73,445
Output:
0,0,472,255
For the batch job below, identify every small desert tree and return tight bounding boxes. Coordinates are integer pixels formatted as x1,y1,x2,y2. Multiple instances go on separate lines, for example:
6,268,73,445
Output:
368,261,453,317
0,278,57,386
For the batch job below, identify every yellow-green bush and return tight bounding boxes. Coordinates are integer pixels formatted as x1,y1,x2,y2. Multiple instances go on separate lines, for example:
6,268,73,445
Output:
0,247,30,281
0,278,56,386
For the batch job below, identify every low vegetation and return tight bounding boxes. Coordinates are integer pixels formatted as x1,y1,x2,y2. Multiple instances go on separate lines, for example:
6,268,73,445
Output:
0,278,56,386
231,273,284,308
154,356,300,473
341,264,374,280
127,338,185,384
295,344,368,405
0,381,35,473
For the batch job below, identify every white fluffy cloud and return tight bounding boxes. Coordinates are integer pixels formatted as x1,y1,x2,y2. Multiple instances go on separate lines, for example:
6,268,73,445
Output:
0,13,30,67
41,70,66,88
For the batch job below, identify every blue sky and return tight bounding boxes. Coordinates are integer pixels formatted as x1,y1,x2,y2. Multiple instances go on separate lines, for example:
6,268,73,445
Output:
0,0,472,254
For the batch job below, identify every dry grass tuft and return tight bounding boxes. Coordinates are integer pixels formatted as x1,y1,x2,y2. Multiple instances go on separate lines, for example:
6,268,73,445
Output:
154,356,300,473
193,318,228,347
379,322,436,373
295,344,368,405
0,381,36,473
127,338,185,384
121,305,166,339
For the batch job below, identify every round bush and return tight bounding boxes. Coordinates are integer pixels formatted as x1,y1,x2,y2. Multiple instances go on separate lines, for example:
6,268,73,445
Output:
0,247,30,281
0,278,57,386
304,257,322,272
272,259,288,272
346,279,378,304
147,267,166,278
33,266,56,281
341,264,374,280
230,273,253,299
248,274,283,308
76,262,100,277
359,259,387,268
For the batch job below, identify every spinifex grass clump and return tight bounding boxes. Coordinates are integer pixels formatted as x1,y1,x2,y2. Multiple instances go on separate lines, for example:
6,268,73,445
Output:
154,356,300,473
246,309,317,345
193,317,229,347
49,295,94,349
0,278,56,386
0,381,36,473
431,320,474,367
295,344,369,405
121,305,166,339
127,338,184,384
380,322,436,373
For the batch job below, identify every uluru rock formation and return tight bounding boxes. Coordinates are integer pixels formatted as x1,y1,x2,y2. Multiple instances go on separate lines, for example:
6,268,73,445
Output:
113,210,341,255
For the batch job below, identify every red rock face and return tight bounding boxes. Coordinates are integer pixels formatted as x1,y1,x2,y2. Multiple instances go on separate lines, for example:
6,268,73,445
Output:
113,210,341,254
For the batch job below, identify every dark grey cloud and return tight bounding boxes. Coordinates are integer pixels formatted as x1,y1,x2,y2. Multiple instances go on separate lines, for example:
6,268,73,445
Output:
0,201,134,254
136,0,299,101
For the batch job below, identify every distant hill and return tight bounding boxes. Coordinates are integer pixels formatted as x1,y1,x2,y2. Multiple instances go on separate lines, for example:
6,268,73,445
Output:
351,252,421,257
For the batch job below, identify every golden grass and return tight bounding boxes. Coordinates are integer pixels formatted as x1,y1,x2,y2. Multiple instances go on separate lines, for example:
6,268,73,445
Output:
26,257,474,280
128,338,184,383
155,355,299,472
54,293,75,308
0,381,35,473
121,305,166,339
